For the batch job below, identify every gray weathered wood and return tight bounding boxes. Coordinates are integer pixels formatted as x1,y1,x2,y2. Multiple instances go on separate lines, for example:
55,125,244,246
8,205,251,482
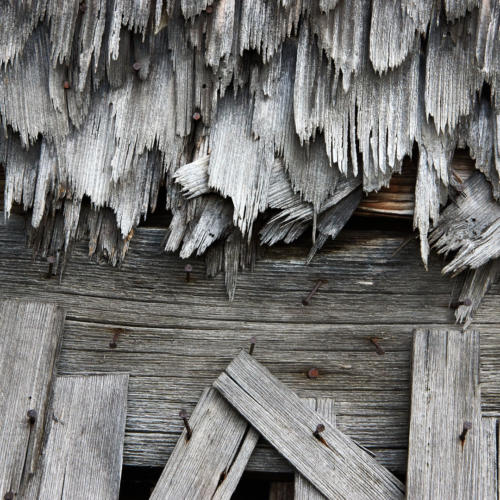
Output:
407,329,482,499
0,300,64,500
2,217,500,474
24,373,129,500
150,387,259,500
214,351,405,500
295,398,335,499
480,417,498,500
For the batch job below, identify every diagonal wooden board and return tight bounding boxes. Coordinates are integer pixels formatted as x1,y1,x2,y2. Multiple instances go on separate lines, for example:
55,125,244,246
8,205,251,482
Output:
213,350,405,500
24,373,129,500
0,300,65,499
294,398,336,500
406,329,482,499
149,387,259,500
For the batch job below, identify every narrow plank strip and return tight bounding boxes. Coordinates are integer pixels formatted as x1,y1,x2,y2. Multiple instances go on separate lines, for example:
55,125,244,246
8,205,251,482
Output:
406,329,482,499
269,481,294,499
213,351,405,500
25,373,129,499
480,417,498,500
0,300,65,499
295,398,335,499
150,387,259,500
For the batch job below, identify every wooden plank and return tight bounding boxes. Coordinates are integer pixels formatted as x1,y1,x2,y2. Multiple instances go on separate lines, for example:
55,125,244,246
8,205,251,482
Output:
0,300,64,500
1,216,500,474
269,482,294,500
294,398,335,499
480,417,498,500
406,329,482,499
150,387,259,500
213,351,405,500
24,373,129,499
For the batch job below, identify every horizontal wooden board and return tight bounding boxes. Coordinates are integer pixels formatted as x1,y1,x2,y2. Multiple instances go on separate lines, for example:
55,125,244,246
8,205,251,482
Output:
0,215,499,475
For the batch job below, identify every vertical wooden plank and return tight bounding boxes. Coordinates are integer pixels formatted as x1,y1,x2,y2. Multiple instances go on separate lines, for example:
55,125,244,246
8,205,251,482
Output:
150,387,259,500
0,300,64,499
25,373,129,499
407,329,482,499
294,399,335,500
214,350,405,499
480,417,498,500
269,481,294,500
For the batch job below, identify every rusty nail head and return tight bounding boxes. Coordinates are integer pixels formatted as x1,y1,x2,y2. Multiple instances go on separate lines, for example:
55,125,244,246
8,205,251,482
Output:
302,279,327,306
313,423,325,439
369,337,385,355
27,409,37,424
179,409,192,440
249,336,256,355
307,367,319,379
132,61,142,71
185,264,192,282
459,421,472,442
192,112,201,121
4,492,14,500
63,81,70,89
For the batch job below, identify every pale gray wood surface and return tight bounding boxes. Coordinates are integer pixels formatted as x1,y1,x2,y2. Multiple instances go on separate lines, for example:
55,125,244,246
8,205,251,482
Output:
24,373,129,500
480,417,498,500
150,387,259,500
295,398,335,500
0,300,65,500
214,351,405,500
406,329,482,499
1,215,500,474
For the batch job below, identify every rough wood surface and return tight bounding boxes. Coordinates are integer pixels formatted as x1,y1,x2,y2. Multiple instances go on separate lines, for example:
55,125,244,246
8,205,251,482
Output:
150,387,259,500
25,373,129,500
294,398,335,500
1,216,500,474
269,481,294,500
214,351,405,499
480,417,498,500
407,329,482,499
0,300,65,500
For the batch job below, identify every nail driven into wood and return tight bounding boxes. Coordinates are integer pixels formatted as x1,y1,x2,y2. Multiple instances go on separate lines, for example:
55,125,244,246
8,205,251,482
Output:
132,61,142,71
184,264,192,282
179,409,192,440
302,280,327,306
63,81,70,89
459,421,472,443
27,409,37,424
312,424,328,446
192,111,201,121
369,337,385,355
249,337,256,356
109,328,123,349
307,367,319,379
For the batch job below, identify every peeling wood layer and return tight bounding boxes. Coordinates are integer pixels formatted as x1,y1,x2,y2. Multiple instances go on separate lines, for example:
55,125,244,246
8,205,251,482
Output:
0,0,499,310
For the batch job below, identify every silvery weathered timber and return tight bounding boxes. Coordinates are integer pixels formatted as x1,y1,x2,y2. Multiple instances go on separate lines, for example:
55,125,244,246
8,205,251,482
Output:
150,387,259,500
213,351,405,499
406,329,482,499
294,398,336,500
480,417,498,500
24,373,129,500
0,300,64,500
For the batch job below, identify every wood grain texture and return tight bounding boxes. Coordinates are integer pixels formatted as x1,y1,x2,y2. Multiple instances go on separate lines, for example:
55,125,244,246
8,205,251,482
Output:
269,481,294,500
1,216,500,474
0,300,64,500
24,373,129,500
150,388,259,500
214,351,405,499
480,417,498,500
406,329,482,499
294,398,335,500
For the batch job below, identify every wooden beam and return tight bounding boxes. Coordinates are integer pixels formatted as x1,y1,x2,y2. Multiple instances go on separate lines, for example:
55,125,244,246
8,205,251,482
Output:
24,374,129,499
406,329,482,499
213,351,405,499
0,300,64,499
294,398,335,499
150,387,259,500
